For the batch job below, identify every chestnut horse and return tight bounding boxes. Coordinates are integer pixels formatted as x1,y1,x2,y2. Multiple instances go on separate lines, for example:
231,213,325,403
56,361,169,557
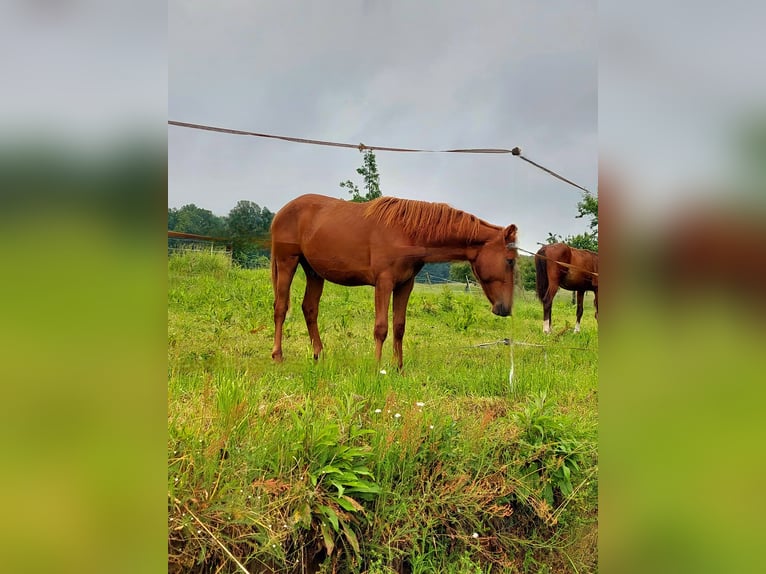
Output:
535,242,598,334
270,194,518,369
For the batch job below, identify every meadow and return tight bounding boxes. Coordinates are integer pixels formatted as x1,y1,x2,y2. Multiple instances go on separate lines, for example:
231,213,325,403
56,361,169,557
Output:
168,251,598,573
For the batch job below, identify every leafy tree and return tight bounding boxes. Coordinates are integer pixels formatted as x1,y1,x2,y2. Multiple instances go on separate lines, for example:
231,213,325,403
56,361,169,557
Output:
168,208,178,231
226,200,267,239
516,255,537,291
169,204,226,237
545,190,599,252
340,149,382,202
225,200,274,268
546,231,598,252
415,262,450,284
576,191,598,232
449,262,474,283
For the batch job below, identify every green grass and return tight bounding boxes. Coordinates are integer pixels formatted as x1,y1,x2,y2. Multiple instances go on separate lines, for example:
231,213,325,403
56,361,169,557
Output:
168,251,598,573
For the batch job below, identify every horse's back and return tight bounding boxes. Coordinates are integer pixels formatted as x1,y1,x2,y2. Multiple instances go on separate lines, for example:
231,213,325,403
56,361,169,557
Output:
272,194,344,224
272,194,348,240
270,194,375,262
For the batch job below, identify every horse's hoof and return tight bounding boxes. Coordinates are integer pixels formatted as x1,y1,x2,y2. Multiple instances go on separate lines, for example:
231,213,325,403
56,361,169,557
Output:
271,352,283,362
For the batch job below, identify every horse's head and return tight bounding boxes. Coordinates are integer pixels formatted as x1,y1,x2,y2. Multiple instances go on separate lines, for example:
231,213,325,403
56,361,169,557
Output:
471,224,518,317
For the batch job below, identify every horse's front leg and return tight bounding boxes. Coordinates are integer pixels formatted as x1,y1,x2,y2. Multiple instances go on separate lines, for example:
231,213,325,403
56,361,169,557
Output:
373,277,394,364
392,278,416,371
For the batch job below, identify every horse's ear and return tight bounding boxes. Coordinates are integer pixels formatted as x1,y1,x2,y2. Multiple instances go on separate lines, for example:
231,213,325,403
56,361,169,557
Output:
504,224,518,245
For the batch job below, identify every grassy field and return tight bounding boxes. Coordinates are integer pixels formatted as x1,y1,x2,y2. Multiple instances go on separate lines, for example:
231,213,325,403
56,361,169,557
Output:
168,251,598,573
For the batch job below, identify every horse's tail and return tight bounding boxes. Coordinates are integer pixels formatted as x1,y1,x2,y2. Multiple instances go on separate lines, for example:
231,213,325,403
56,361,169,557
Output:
535,248,549,302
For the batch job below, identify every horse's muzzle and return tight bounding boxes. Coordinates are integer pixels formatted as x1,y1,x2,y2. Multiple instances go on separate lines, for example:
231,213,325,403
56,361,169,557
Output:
492,303,511,317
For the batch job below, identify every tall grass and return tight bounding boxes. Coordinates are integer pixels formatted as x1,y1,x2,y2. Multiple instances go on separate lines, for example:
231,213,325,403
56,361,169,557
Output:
168,251,598,573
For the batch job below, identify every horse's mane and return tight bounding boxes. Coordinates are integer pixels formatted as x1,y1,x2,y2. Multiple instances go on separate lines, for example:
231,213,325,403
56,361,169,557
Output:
364,196,490,243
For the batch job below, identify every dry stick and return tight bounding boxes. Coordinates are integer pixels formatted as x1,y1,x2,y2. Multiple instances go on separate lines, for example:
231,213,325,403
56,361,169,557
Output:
182,502,252,574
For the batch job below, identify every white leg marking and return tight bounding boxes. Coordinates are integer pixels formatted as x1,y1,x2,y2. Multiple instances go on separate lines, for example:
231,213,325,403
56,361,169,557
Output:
543,319,551,334
574,321,581,333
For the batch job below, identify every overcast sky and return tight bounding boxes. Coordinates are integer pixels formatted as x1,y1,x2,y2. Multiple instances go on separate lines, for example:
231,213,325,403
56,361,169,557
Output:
599,1,766,224
169,1,597,252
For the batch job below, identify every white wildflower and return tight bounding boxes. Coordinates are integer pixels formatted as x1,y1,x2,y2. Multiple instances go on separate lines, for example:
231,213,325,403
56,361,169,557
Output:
472,532,479,538
374,408,382,414
394,413,401,419
416,402,425,407
379,369,387,375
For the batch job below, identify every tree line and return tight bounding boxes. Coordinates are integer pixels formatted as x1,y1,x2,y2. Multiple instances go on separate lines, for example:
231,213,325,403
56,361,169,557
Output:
168,200,274,268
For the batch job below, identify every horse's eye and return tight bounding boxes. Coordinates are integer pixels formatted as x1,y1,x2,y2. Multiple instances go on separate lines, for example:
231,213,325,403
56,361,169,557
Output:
507,258,515,269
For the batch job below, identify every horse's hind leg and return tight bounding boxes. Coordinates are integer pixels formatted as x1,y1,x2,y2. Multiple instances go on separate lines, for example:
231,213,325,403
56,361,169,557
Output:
391,277,415,371
543,297,553,334
373,277,394,363
594,287,598,323
301,265,325,360
271,255,300,362
543,286,557,334
574,291,584,333
542,269,560,334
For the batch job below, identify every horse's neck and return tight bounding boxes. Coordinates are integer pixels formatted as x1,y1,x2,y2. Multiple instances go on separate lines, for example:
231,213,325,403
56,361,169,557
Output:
422,246,474,263
419,224,496,262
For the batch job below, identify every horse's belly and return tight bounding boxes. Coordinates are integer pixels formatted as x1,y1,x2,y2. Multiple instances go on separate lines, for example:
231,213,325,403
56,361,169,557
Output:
305,257,375,286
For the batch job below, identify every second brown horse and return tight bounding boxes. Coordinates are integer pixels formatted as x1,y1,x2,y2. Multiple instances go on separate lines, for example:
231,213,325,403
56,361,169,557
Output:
270,194,519,369
535,242,598,334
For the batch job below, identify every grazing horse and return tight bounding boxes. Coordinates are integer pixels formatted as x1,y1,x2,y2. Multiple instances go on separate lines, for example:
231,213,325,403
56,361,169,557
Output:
535,243,598,334
270,194,518,369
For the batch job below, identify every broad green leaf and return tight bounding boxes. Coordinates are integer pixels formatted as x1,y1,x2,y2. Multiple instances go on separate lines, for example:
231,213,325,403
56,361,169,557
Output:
340,495,364,512
319,505,339,532
335,495,359,512
346,482,381,494
320,522,335,556
341,523,360,556
351,466,374,478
